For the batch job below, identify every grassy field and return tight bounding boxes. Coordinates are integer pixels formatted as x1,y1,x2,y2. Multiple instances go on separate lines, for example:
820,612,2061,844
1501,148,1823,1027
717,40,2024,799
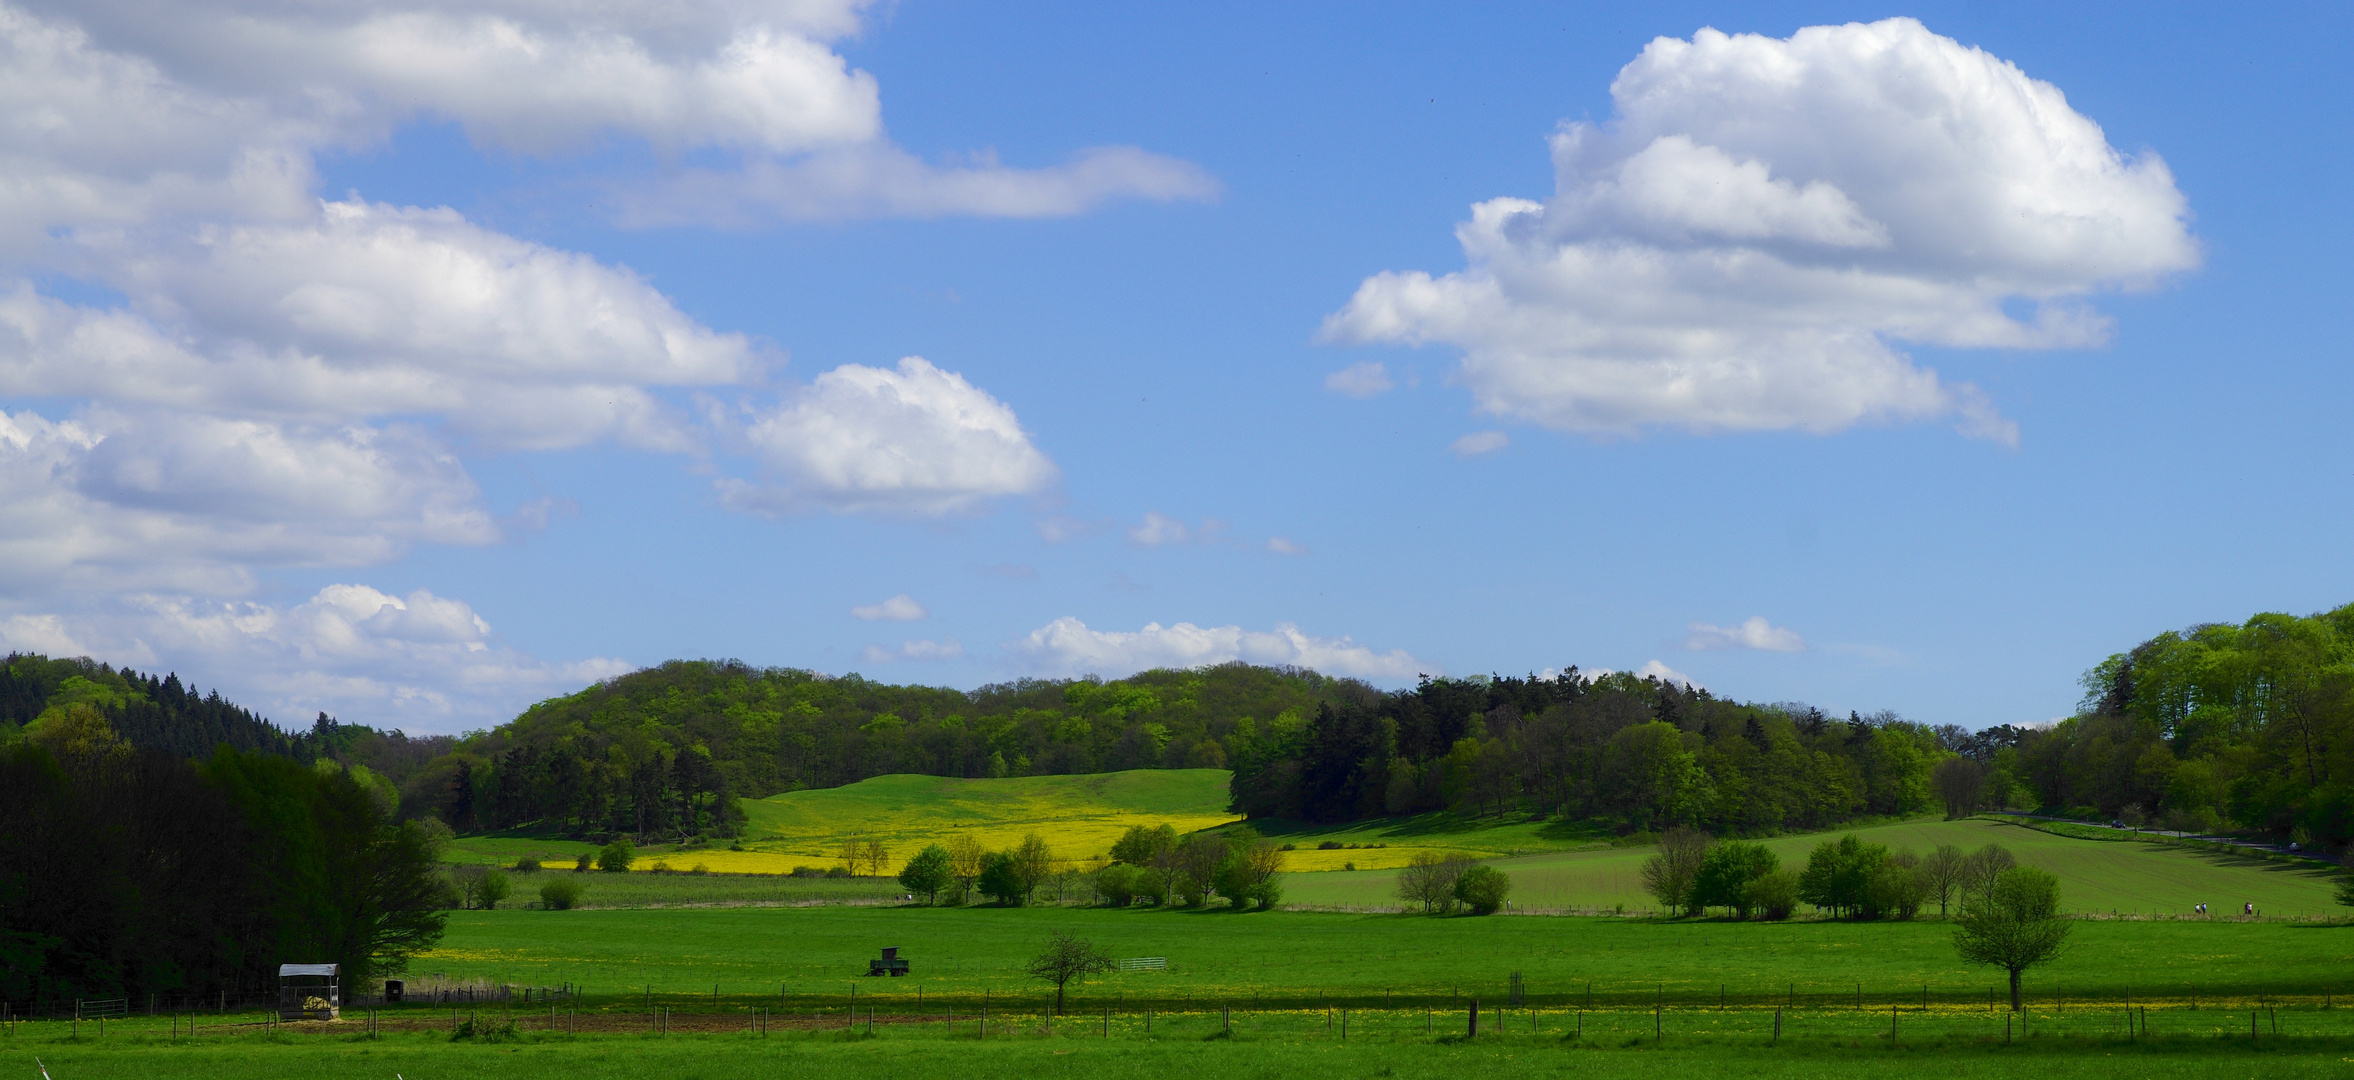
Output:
1278,816,2343,916
406,903,2354,1008
22,1021,2354,1080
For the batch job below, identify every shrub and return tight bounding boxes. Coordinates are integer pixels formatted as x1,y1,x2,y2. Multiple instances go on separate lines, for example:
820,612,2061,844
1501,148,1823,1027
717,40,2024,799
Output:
824,865,852,879
452,866,512,910
513,856,543,874
649,860,673,874
1744,869,1799,920
539,877,584,911
574,852,595,872
1096,862,1140,906
1453,865,1511,915
596,839,636,873
1135,866,1171,906
1279,843,1296,851
790,865,822,878
1317,840,1343,850
689,863,709,875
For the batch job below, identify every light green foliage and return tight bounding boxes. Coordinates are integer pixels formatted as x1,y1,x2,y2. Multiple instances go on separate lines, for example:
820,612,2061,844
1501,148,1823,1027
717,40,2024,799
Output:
1452,864,1510,914
597,838,636,873
978,851,1024,905
1954,866,2072,1010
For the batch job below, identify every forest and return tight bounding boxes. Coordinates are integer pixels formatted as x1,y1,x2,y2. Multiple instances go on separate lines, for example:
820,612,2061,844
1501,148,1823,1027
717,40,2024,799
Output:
9,598,2354,856
0,706,448,1010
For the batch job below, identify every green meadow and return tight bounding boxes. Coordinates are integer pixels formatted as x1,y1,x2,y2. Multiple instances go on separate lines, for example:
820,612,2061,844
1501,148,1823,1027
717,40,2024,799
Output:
403,903,2354,1009
22,1023,2354,1080
1280,816,2341,916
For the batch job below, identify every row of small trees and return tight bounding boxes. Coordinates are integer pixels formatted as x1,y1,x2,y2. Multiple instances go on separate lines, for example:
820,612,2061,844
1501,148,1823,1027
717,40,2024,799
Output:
1641,826,2022,921
1394,854,1513,914
895,825,1287,910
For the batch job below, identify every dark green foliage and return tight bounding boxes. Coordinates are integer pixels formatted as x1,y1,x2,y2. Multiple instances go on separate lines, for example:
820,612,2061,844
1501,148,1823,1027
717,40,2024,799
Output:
0,731,446,1012
596,839,635,872
1229,669,1941,834
1691,840,1778,917
2027,603,2354,844
898,844,954,903
400,660,1354,839
1452,865,1511,914
1797,834,1889,918
977,851,1024,905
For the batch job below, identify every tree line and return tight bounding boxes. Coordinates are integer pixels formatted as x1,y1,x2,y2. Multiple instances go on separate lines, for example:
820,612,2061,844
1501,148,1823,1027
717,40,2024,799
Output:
893,823,1285,911
0,704,448,1011
1932,603,2354,847
1229,669,1953,835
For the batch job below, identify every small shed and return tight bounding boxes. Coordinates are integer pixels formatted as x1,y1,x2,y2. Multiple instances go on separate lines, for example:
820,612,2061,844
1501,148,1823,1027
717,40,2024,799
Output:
867,946,910,977
278,963,340,1020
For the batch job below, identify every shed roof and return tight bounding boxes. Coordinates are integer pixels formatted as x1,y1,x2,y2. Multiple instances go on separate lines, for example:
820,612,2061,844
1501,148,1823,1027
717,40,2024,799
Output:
279,964,339,977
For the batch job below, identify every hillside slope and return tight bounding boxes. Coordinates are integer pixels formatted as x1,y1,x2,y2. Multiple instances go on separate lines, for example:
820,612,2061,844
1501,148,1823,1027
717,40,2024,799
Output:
1278,816,2342,915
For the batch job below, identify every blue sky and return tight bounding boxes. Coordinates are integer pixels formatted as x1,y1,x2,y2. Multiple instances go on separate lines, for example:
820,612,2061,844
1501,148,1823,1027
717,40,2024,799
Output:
1,1,2347,733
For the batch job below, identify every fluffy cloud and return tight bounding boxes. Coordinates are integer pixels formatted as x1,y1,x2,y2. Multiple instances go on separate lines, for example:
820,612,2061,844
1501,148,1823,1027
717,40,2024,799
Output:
0,584,629,729
1683,616,1806,653
1014,617,1430,680
0,409,491,599
0,0,1114,718
1323,18,2197,443
851,594,926,621
724,357,1058,516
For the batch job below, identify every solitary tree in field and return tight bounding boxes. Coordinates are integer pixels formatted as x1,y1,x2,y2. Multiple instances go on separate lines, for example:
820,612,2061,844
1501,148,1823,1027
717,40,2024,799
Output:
861,839,890,877
839,835,864,875
1953,866,2071,1011
1026,931,1114,1015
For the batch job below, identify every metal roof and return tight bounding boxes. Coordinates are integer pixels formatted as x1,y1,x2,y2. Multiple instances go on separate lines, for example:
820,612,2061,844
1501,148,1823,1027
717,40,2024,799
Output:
278,963,339,977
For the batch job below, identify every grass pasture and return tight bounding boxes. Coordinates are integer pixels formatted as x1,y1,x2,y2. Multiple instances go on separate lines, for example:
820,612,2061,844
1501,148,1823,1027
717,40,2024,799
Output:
1279,816,2343,916
24,1020,2354,1080
409,904,2354,1009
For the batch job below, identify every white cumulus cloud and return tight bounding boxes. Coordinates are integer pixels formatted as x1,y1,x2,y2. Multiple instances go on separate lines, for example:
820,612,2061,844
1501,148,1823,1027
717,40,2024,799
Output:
1322,18,2197,444
850,594,926,621
1013,617,1431,681
723,356,1058,516
0,584,629,729
1683,616,1807,653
